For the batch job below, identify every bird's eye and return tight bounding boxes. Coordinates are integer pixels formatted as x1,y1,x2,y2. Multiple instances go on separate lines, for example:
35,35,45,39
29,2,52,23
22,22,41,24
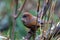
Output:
23,15,27,18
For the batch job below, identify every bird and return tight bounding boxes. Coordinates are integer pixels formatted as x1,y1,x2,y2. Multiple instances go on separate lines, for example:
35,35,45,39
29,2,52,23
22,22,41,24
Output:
21,12,44,31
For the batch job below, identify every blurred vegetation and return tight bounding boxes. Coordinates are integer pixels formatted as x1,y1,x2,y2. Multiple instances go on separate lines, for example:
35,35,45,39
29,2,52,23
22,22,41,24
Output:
0,0,60,40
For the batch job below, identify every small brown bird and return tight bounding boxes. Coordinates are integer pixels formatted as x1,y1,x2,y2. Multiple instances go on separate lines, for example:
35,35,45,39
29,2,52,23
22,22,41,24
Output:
21,12,44,31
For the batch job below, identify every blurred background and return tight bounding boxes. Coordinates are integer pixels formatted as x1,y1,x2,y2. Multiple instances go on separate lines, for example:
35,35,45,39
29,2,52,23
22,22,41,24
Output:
0,0,60,40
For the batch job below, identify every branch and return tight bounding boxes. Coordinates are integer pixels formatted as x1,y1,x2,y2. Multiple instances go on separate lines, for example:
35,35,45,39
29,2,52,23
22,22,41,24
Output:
37,0,40,12
35,0,52,40
11,0,18,40
54,0,60,18
15,0,27,19
38,0,52,19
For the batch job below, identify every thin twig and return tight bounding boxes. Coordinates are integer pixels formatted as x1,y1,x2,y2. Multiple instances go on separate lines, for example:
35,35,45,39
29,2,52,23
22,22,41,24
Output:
37,0,40,12
38,0,52,19
11,0,18,40
36,0,52,40
15,0,27,19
